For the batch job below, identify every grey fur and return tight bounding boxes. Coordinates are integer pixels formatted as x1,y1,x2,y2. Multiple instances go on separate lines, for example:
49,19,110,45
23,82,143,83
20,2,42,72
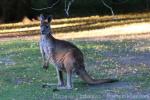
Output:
39,14,117,90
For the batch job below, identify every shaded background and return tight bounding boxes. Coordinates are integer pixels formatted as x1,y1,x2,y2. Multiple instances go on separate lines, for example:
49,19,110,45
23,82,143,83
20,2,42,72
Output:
0,0,150,23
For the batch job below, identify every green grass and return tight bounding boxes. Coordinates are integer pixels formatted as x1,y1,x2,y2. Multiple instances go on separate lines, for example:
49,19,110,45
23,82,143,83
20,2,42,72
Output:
0,11,150,100
0,39,150,100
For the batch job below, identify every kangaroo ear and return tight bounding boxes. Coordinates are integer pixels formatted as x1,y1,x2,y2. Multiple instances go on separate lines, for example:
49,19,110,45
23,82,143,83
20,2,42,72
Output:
47,15,52,23
40,14,45,21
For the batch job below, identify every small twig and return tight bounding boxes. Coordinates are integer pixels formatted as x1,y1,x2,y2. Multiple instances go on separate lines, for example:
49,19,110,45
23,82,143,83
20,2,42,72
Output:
31,0,60,11
64,0,74,16
101,0,114,16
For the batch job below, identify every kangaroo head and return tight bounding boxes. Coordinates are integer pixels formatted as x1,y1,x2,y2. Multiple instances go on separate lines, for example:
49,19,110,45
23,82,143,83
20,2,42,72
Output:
40,14,52,35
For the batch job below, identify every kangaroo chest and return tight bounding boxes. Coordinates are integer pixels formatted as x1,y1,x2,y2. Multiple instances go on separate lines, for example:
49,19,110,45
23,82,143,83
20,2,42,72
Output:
40,38,55,64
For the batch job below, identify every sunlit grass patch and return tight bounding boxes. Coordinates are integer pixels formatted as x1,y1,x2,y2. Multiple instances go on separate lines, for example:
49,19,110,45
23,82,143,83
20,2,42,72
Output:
1,12,150,36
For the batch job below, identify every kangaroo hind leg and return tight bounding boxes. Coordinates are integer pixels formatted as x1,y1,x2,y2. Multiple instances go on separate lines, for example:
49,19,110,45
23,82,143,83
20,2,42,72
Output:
58,52,74,90
56,68,65,87
64,52,76,90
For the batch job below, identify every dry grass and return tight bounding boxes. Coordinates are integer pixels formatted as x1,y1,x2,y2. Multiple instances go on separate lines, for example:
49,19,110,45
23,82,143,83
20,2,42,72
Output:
0,12,150,41
54,22,150,40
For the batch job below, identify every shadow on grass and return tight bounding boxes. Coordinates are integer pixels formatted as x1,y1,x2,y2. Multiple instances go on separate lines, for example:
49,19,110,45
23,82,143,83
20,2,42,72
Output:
0,17,150,39
52,18,150,34
1,13,150,34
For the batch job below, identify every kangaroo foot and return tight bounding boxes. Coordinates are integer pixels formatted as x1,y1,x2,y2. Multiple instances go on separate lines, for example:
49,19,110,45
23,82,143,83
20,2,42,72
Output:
57,83,65,87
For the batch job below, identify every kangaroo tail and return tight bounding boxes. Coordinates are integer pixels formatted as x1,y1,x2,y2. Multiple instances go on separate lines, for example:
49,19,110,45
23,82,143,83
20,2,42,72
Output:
77,68,117,85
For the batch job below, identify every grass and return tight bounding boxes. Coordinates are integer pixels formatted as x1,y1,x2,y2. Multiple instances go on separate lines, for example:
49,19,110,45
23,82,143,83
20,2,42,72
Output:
0,39,150,100
1,12,150,34
0,12,150,99
0,12,150,43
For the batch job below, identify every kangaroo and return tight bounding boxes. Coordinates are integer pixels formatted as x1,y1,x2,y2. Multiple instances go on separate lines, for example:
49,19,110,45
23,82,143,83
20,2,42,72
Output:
39,14,117,90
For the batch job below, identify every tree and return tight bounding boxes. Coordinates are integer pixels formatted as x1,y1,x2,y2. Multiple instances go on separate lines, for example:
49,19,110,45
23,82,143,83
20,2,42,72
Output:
32,0,74,16
0,0,31,23
31,0,121,16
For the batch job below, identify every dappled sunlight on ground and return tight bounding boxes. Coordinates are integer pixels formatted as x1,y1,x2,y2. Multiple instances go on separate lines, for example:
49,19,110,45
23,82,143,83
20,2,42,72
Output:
0,22,150,41
0,12,150,41
54,22,150,40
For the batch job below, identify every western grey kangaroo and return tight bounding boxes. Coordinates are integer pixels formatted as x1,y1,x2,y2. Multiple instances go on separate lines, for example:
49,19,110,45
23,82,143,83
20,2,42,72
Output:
39,14,117,90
